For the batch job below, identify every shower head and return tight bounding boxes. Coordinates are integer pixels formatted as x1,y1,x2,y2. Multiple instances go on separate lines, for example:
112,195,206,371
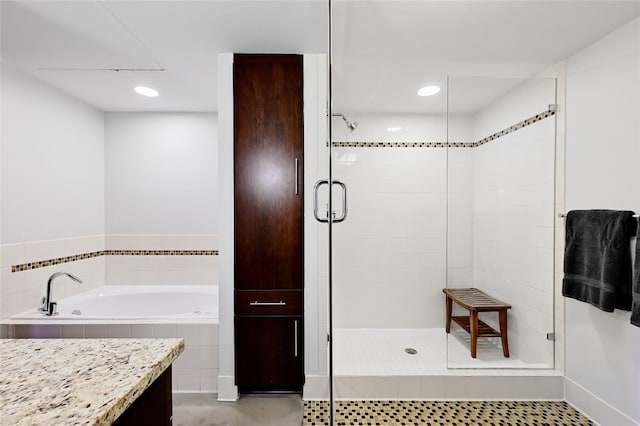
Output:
333,114,358,133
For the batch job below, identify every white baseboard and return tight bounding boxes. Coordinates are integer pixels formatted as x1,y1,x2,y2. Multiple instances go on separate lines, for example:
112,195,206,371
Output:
564,378,639,426
217,376,238,401
304,375,330,400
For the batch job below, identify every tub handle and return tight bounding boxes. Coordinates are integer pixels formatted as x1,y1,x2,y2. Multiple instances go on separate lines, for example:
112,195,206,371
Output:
249,301,287,306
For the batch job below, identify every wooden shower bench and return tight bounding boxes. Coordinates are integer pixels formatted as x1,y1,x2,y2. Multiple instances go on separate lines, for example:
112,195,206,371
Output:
442,288,511,358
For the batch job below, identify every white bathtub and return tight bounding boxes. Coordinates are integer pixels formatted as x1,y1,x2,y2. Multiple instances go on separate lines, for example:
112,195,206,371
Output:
10,285,218,320
6,285,219,393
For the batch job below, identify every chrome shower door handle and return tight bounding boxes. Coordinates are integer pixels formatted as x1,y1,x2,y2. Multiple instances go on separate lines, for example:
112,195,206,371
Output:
313,179,348,223
332,180,347,223
313,179,329,222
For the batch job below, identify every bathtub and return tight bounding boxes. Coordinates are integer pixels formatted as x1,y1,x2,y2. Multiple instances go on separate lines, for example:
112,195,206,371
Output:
6,285,219,393
10,285,218,320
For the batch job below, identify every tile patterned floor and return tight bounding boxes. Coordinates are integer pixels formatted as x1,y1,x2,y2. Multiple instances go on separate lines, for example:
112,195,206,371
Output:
303,400,594,425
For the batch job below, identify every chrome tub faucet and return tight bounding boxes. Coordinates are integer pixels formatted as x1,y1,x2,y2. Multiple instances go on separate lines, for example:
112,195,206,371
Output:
40,272,83,316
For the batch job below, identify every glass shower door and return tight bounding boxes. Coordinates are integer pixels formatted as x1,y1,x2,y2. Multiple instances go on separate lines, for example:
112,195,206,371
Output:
324,4,559,424
328,0,450,401
446,76,558,369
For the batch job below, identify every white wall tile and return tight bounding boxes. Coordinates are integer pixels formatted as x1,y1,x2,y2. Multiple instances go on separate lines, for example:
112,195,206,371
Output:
397,376,422,399
153,324,176,338
61,325,85,338
177,324,200,347
13,324,61,338
200,369,218,393
199,346,219,369
175,346,199,370
177,368,201,392
0,237,105,319
106,324,130,338
199,324,218,346
84,325,107,338
130,324,153,338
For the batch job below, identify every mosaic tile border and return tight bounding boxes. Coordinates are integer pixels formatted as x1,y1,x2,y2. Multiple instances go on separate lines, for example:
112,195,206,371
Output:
11,250,219,273
332,141,474,148
473,109,556,147
303,400,593,426
332,109,556,149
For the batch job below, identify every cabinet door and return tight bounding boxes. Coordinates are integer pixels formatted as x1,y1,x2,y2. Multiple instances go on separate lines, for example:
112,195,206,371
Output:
235,316,303,390
234,54,304,290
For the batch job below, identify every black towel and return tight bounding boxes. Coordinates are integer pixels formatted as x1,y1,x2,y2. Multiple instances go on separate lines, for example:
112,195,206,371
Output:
562,210,636,312
631,220,640,327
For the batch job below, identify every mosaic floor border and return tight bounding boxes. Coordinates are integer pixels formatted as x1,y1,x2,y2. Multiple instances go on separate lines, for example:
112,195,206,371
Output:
303,400,593,425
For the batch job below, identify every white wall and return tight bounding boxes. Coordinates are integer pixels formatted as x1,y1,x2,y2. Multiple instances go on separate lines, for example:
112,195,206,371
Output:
563,17,640,426
470,78,557,367
1,64,105,244
0,63,105,319
216,53,236,400
104,113,219,287
105,112,218,235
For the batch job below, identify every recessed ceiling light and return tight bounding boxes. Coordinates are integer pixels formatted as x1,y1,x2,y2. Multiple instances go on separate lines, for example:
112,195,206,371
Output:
134,86,159,97
386,126,402,132
417,85,440,97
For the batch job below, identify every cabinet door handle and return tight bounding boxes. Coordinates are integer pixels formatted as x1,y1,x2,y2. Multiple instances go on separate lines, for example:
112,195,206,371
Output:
294,320,298,358
249,301,287,306
294,158,299,195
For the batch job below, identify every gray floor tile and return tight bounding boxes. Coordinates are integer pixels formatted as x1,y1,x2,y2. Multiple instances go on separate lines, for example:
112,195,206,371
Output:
173,393,303,426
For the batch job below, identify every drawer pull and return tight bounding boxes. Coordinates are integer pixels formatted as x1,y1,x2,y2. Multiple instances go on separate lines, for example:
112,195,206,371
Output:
249,301,287,306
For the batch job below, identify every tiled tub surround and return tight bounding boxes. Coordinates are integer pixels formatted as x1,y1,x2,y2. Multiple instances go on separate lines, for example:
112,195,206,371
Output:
105,235,219,286
1,235,106,320
6,284,218,393
6,321,219,393
1,235,220,393
0,338,184,425
0,234,219,319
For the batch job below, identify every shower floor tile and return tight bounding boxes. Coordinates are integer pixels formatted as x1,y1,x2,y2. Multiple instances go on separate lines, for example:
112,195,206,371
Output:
303,400,594,425
334,328,551,375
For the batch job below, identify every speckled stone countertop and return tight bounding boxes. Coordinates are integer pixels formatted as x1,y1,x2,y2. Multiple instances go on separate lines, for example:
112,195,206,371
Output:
0,338,184,426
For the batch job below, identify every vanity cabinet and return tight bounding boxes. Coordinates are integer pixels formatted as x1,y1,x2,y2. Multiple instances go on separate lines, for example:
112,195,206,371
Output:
113,366,172,426
235,315,303,390
233,54,304,392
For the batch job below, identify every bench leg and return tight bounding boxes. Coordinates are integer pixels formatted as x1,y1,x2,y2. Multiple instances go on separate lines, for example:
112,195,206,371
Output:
445,297,452,333
470,311,478,358
499,310,510,358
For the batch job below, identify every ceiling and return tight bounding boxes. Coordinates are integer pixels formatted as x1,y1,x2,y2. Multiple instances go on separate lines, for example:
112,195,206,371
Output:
2,1,639,114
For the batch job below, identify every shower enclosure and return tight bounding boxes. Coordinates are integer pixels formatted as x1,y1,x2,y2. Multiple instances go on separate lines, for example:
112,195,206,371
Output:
321,1,559,408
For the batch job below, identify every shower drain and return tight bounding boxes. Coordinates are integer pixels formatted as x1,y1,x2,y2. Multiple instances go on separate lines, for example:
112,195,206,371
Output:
404,348,418,355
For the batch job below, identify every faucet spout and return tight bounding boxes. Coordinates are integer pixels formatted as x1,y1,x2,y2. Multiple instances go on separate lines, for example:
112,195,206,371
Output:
42,272,83,316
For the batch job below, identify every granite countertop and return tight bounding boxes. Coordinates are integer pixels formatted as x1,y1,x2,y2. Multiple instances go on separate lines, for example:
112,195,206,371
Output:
0,338,184,426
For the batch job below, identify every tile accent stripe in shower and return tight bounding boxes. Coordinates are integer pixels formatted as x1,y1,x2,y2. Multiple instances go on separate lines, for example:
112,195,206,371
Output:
332,109,556,149
332,141,474,148
11,250,219,273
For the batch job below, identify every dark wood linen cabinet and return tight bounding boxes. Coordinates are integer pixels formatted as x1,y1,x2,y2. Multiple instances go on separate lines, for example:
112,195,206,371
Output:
233,54,304,393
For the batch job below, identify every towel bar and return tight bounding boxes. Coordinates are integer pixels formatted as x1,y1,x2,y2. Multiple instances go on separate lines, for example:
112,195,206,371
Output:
558,212,639,218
